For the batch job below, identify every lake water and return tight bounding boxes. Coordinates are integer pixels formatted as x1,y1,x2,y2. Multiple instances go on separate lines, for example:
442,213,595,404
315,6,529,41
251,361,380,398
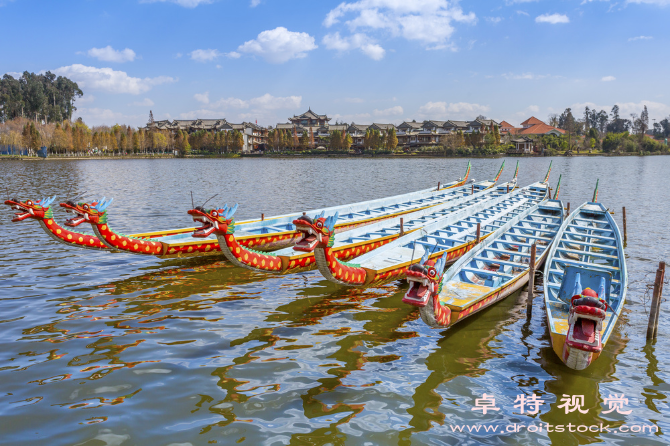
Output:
0,156,668,445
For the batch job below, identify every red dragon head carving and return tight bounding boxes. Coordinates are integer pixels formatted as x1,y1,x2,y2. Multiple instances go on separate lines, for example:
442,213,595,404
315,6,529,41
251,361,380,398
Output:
403,250,449,307
566,286,608,354
188,203,238,237
5,196,56,221
60,197,114,226
293,211,339,252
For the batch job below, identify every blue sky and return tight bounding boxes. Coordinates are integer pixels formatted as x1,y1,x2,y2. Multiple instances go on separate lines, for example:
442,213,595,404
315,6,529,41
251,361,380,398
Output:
1,0,668,127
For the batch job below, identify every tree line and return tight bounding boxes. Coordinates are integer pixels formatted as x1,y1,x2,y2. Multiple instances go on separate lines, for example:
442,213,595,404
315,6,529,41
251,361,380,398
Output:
0,117,248,156
0,71,82,124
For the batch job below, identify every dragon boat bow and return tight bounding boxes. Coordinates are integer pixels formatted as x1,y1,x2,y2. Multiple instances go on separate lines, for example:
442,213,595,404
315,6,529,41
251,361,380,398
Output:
54,161,482,258
404,196,564,329
199,179,509,274
4,197,110,250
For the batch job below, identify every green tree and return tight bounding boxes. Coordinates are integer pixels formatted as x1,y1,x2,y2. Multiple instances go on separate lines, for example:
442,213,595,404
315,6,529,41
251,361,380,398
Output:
386,127,398,150
299,131,309,150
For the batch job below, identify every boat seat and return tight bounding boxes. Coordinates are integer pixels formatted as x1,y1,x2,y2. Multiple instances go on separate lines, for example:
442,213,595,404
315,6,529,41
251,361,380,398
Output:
475,257,528,268
557,239,616,250
546,268,621,286
462,267,515,278
555,248,618,260
485,248,531,258
566,224,613,234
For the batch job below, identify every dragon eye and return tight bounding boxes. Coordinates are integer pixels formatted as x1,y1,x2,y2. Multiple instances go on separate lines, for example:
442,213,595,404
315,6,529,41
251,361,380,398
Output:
428,268,437,278
211,211,218,217
83,204,89,210
316,221,323,228
26,200,33,206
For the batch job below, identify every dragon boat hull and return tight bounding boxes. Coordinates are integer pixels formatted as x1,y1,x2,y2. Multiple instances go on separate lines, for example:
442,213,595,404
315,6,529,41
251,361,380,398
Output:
543,197,627,371
210,179,508,274
411,200,564,328
314,181,550,287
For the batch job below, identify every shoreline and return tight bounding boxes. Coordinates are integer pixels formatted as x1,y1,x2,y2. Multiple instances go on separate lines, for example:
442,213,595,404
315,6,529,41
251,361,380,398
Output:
1,151,667,161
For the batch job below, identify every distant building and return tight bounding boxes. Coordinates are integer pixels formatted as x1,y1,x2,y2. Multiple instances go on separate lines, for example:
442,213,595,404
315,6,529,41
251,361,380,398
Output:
508,136,535,155
516,116,564,136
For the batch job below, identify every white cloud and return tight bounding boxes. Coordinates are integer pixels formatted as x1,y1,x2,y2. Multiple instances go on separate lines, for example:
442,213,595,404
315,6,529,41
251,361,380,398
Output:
486,17,503,23
373,106,404,117
626,0,670,5
601,76,616,81
628,35,653,41
249,93,302,110
86,46,137,63
516,10,530,16
238,27,317,63
194,92,209,104
344,97,364,103
536,13,570,24
323,32,385,60
190,49,220,62
53,64,176,95
129,98,154,107
323,0,476,50
4,71,23,79
77,94,96,104
250,0,260,6
195,93,302,111
503,72,550,80
174,53,183,58
73,107,145,126
225,51,241,59
141,0,213,7
179,94,302,125
417,101,490,119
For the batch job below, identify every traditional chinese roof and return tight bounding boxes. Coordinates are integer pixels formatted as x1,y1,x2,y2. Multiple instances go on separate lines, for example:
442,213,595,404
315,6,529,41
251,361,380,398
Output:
290,108,330,121
370,123,395,131
499,120,516,129
398,121,424,129
517,124,565,135
520,116,545,127
444,120,470,128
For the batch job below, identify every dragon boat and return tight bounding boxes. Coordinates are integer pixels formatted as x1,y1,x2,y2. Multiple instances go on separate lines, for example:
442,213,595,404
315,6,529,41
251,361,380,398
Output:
204,176,516,274
4,197,111,251
403,189,564,329
61,161,494,258
543,181,627,370
313,163,552,288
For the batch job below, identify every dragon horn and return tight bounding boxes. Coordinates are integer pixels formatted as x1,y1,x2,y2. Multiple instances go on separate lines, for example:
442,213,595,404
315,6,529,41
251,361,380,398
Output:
572,272,583,297
329,211,339,231
436,251,448,272
226,203,238,219
99,197,114,211
420,249,430,265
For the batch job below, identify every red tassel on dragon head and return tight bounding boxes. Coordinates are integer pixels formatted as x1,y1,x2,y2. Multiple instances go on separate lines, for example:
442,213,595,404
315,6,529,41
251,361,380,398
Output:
403,250,452,328
188,203,238,238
